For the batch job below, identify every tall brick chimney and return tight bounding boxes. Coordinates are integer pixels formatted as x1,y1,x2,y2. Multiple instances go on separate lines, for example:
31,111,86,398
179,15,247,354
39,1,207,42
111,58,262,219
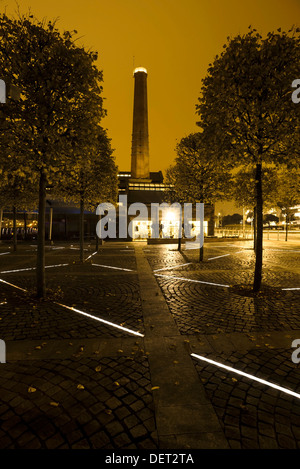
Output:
130,67,150,180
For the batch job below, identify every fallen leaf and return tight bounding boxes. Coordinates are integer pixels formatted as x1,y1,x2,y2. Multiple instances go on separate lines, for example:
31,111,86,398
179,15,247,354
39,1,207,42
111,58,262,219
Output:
151,386,160,391
95,366,102,372
35,346,42,350
232,378,237,382
77,384,85,390
114,381,120,387
104,409,112,415
28,386,36,393
50,402,59,407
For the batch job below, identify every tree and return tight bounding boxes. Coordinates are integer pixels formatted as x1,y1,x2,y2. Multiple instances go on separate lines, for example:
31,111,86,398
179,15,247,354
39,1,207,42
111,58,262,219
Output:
166,132,232,260
196,27,300,291
0,175,38,250
231,167,280,249
57,126,118,262
0,14,106,297
276,167,300,241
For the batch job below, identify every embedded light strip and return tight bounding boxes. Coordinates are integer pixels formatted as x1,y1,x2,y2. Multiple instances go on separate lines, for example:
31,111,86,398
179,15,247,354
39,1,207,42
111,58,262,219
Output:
0,264,68,274
153,262,192,272
55,302,144,337
282,287,300,291
208,250,246,261
0,267,36,274
155,273,229,288
0,278,27,292
0,302,7,305
191,353,300,401
92,263,134,272
85,251,97,261
265,249,300,253
46,246,65,250
0,252,10,256
207,253,231,261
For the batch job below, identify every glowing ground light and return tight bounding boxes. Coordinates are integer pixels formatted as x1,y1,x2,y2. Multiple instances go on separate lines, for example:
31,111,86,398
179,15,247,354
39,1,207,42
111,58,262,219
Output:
92,264,134,272
0,267,36,274
85,252,97,261
0,279,27,292
153,262,192,273
282,288,300,291
155,273,229,288
207,253,231,261
0,264,68,274
191,353,300,400
0,252,10,256
207,250,246,261
54,302,144,337
0,302,7,305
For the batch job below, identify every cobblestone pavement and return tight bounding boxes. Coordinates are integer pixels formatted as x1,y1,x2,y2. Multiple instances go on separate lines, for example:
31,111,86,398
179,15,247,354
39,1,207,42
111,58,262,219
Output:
192,348,300,449
0,355,157,449
0,239,300,449
146,242,300,334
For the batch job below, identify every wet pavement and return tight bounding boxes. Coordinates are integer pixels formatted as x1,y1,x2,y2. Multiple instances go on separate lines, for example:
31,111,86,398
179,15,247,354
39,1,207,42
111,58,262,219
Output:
0,238,299,449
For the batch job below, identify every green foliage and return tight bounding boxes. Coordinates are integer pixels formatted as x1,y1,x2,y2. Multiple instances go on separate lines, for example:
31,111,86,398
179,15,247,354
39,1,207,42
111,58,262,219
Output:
57,125,118,210
0,13,105,184
0,12,115,295
231,166,280,210
196,27,300,168
166,132,232,203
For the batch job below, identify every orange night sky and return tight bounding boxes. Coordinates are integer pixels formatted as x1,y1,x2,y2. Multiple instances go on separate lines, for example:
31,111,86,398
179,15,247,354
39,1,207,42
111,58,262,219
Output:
1,0,300,177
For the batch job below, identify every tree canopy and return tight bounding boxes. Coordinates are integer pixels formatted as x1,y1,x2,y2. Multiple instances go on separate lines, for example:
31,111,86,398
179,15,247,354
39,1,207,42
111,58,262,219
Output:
195,26,300,290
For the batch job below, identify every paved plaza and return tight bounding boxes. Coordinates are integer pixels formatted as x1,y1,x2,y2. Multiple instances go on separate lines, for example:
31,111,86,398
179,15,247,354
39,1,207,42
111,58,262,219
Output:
0,238,299,449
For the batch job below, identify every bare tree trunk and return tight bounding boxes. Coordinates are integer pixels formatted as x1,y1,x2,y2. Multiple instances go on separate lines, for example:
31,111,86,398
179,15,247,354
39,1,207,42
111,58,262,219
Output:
177,208,182,251
253,163,263,292
37,171,46,298
80,196,84,263
12,205,17,252
199,197,204,262
285,214,289,242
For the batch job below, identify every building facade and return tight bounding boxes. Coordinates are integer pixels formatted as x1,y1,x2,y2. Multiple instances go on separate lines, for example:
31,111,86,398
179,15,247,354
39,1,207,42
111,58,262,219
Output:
116,67,215,241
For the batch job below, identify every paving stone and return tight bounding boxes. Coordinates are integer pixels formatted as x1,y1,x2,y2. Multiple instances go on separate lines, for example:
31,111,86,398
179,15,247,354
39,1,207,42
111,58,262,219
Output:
2,241,300,449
